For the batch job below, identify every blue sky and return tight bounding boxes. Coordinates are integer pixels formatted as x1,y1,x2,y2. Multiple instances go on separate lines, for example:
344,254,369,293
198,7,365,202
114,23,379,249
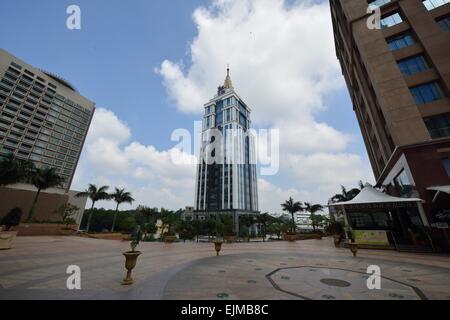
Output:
0,0,373,212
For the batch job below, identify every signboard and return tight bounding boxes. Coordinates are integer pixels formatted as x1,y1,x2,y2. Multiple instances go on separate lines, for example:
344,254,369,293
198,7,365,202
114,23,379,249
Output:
353,230,389,246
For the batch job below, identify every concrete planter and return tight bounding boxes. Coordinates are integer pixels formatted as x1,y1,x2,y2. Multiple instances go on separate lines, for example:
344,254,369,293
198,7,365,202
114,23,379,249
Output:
0,231,18,250
13,223,78,236
164,235,177,243
284,233,297,242
122,251,142,285
224,235,236,243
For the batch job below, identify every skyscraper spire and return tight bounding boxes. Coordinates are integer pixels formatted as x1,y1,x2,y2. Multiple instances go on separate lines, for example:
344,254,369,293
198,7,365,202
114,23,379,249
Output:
224,64,233,89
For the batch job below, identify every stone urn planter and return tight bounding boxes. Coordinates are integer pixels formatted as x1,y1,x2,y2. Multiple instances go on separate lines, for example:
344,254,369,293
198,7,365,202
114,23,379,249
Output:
0,231,17,250
214,241,223,256
164,235,177,243
333,235,342,248
284,232,297,242
122,251,142,285
348,241,358,257
224,235,236,243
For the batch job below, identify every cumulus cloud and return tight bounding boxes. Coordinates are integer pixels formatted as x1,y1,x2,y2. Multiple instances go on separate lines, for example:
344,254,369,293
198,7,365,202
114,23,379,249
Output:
72,108,197,210
156,0,374,206
74,0,374,212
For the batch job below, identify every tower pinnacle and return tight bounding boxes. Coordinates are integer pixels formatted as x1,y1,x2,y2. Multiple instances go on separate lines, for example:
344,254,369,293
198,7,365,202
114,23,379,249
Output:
224,64,233,89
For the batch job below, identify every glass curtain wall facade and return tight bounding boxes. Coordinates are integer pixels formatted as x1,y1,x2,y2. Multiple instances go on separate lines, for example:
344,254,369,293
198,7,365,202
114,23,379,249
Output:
194,69,259,219
0,49,95,190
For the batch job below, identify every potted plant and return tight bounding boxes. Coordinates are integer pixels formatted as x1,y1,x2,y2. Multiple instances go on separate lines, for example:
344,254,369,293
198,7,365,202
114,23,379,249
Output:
348,240,358,257
0,208,22,250
214,239,223,256
122,225,142,285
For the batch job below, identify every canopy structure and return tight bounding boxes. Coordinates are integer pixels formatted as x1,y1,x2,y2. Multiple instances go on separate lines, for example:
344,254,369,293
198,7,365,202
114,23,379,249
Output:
427,185,450,203
328,185,423,209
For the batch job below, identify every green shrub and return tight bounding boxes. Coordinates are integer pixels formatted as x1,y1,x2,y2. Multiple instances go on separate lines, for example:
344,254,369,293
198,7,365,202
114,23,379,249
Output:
1,208,22,231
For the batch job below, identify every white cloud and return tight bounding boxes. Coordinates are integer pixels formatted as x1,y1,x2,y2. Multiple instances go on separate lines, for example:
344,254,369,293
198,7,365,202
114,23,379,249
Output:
287,153,373,193
73,0,374,212
156,0,374,206
258,178,313,213
72,108,197,210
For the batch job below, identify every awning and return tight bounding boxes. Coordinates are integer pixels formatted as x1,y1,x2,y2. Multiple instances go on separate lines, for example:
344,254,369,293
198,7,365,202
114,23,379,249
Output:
427,185,450,203
328,184,423,207
427,185,450,194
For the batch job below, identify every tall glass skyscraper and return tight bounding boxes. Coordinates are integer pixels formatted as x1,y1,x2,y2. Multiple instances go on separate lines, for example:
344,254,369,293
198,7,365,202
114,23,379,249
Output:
194,68,259,228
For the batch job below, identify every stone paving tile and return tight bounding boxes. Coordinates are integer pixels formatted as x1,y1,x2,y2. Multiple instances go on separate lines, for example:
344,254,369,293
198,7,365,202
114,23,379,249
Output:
0,236,450,300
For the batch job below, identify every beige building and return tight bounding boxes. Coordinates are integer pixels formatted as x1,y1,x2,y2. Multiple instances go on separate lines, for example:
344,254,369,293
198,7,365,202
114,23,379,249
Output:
0,48,93,223
330,0,450,250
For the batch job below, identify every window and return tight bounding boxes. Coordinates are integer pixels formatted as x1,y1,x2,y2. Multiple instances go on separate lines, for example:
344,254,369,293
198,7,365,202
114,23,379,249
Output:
368,0,392,7
410,82,443,104
424,113,450,138
397,55,429,75
10,62,22,70
443,159,450,178
380,12,403,29
437,16,450,31
387,32,416,51
423,0,449,11
24,70,35,77
394,170,414,198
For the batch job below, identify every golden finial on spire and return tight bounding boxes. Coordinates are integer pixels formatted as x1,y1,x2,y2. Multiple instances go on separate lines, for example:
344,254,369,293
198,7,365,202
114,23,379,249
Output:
224,64,233,89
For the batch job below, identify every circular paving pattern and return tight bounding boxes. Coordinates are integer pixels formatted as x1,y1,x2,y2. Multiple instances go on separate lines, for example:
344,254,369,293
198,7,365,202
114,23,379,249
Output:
320,278,351,287
267,266,426,300
160,251,448,300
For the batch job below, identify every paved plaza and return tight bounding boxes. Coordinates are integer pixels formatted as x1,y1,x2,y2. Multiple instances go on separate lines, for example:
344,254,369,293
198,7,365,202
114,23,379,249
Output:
0,236,450,300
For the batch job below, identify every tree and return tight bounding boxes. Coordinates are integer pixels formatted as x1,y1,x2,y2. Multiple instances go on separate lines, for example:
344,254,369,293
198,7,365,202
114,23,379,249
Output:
27,167,64,222
76,184,110,232
192,219,204,242
54,203,79,229
267,216,290,240
220,215,234,236
257,213,273,242
142,221,157,241
136,206,159,224
304,202,324,232
110,188,134,232
0,153,34,187
176,218,196,242
160,209,180,237
331,185,361,203
204,217,217,242
281,197,303,233
239,215,256,242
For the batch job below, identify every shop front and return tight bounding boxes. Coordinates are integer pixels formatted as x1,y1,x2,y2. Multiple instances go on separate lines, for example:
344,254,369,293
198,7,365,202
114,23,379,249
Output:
329,185,433,252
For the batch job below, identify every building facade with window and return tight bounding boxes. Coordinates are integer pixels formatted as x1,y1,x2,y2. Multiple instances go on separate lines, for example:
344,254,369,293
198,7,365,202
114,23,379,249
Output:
330,0,450,249
0,48,93,223
194,68,259,231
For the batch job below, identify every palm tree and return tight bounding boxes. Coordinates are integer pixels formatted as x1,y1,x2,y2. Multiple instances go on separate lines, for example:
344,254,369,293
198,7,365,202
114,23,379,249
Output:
281,197,303,233
0,153,34,187
76,184,110,232
257,213,272,242
331,185,361,203
110,188,134,232
304,202,324,232
27,167,64,222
